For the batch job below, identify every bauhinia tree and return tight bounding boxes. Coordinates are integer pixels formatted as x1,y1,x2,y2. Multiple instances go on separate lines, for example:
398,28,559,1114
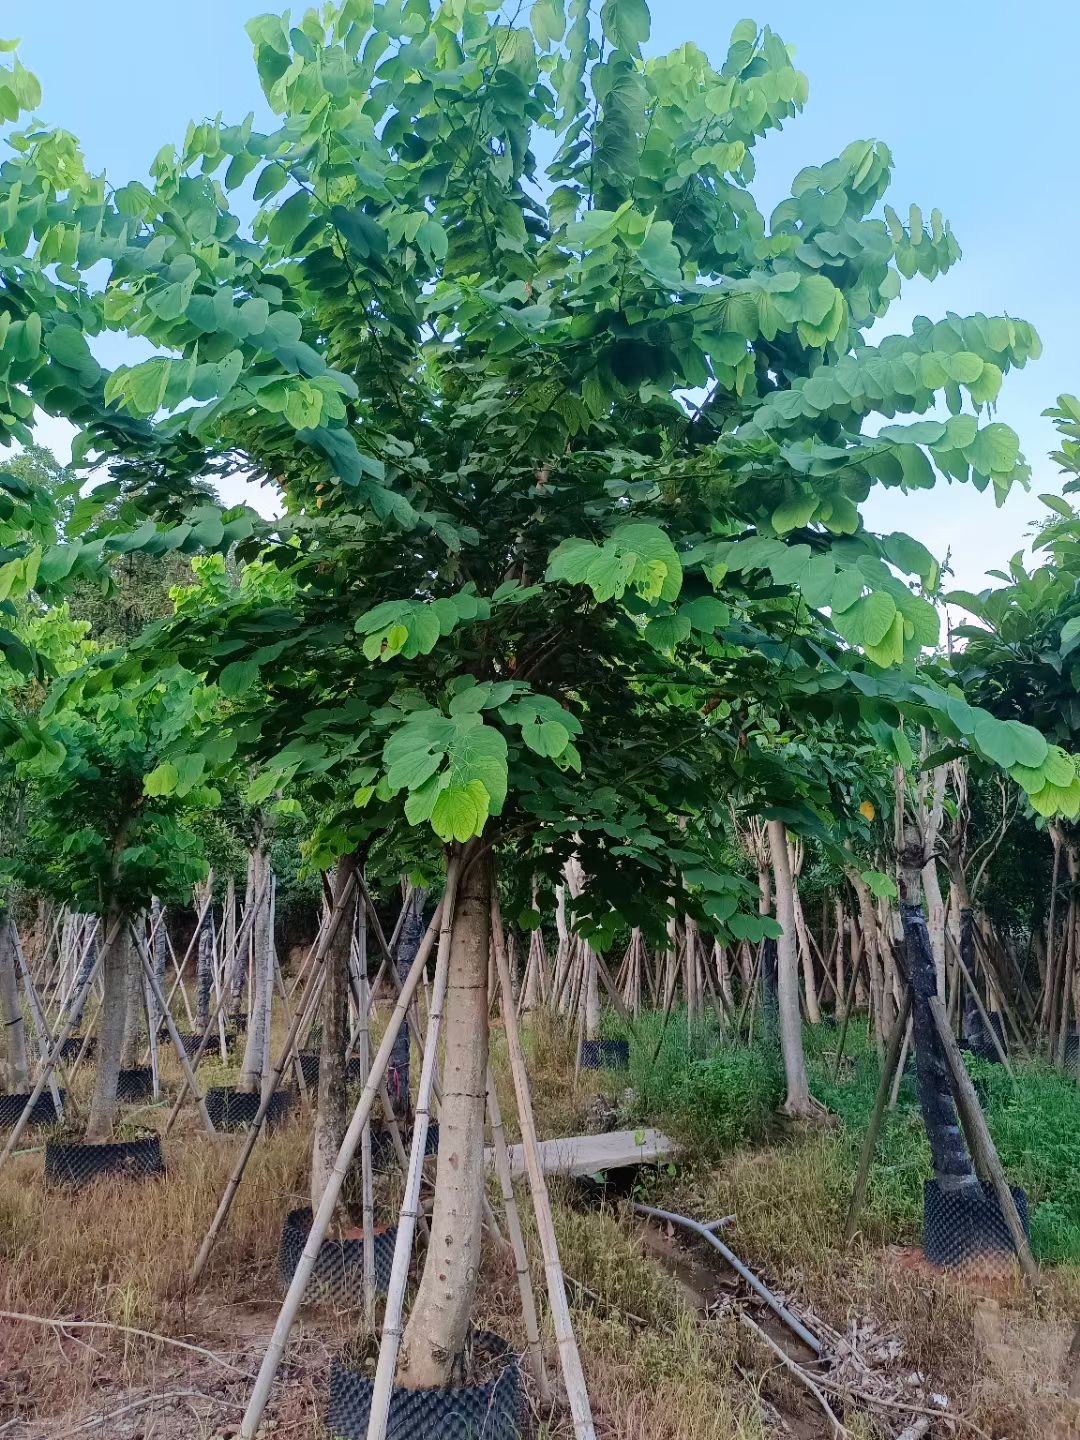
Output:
4,666,212,1139
2,0,1078,1390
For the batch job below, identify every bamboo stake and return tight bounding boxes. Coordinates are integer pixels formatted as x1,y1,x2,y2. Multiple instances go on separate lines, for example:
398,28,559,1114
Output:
162,873,270,1138
356,908,376,1333
236,891,449,1440
11,927,64,1118
486,1065,552,1404
491,893,596,1440
927,995,1039,1287
0,921,114,1168
188,873,360,1286
131,923,216,1135
364,853,463,1440
844,989,912,1243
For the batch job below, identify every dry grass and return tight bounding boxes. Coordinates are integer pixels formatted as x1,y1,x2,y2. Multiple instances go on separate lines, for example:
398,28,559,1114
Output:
3,1000,1078,1438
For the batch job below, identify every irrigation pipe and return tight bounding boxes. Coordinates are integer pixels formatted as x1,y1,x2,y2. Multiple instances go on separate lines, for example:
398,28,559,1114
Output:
631,1202,822,1356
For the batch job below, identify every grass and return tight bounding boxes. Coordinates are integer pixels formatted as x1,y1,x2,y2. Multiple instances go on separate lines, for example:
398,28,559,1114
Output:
3,996,1078,1439
620,1007,1080,1265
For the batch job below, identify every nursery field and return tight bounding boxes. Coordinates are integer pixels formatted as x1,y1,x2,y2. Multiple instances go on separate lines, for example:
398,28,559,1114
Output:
1,0,1080,1437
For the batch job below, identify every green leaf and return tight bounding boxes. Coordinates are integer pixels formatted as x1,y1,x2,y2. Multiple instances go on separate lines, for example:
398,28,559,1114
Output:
431,780,491,841
144,762,179,798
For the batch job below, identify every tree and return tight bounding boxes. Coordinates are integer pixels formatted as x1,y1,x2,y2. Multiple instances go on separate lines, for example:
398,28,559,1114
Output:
0,4,1076,1390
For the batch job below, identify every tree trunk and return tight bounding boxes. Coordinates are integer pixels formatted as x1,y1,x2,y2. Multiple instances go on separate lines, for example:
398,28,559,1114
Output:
86,908,133,1142
312,854,357,1215
196,885,214,1033
767,820,817,1117
238,838,272,1094
0,912,28,1090
399,846,491,1389
922,855,948,1000
897,829,977,1193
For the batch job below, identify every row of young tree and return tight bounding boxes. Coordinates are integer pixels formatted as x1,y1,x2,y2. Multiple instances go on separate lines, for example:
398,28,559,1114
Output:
0,0,1078,1422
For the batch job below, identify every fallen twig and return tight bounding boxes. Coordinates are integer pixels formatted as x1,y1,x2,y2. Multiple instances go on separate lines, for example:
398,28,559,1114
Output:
739,1311,850,1438
51,1389,244,1439
0,1308,255,1378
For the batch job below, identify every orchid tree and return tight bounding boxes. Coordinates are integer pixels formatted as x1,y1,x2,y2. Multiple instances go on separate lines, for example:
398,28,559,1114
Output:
0,1,1076,1389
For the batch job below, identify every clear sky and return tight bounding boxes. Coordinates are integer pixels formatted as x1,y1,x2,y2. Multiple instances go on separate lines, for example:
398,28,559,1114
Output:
10,1,1078,590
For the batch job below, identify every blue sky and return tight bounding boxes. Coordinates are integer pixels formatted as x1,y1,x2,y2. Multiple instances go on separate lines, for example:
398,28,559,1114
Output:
10,1,1078,590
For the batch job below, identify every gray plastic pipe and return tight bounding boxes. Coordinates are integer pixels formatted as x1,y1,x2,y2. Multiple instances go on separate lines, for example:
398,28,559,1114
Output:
632,1201,822,1356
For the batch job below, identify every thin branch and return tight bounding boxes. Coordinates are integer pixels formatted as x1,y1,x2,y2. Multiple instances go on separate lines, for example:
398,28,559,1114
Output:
0,1310,255,1378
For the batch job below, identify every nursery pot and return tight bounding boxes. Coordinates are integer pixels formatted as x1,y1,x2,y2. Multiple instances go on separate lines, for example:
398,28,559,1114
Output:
163,1030,211,1062
205,1086,292,1133
327,1331,522,1440
116,1067,155,1103
278,1206,396,1305
44,1134,164,1187
579,1038,630,1071
922,1177,1030,1270
0,1089,65,1129
296,1052,320,1090
59,1035,96,1062
962,1010,1007,1064
369,1121,439,1172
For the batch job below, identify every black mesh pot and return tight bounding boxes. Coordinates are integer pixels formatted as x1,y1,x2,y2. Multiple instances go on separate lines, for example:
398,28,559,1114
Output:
205,1086,292,1132
165,1031,210,1061
923,1178,1029,1268
59,1036,96,1062
579,1039,630,1071
44,1134,164,1187
1065,1030,1078,1074
370,1122,439,1171
278,1206,396,1305
116,1068,155,1103
296,1053,320,1090
0,1089,65,1129
327,1332,522,1440
964,1011,1007,1064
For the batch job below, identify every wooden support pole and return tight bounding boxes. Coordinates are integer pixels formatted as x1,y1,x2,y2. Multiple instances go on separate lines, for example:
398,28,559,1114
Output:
130,922,216,1136
491,894,596,1440
927,995,1039,1287
844,988,912,1243
236,890,449,1440
188,873,360,1286
0,924,112,1169
486,1065,552,1404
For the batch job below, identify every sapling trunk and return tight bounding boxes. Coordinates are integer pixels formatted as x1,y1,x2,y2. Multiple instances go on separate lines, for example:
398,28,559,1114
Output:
399,846,491,1389
0,912,28,1091
311,854,356,1215
196,885,214,1033
86,908,134,1142
238,840,272,1094
767,819,818,1117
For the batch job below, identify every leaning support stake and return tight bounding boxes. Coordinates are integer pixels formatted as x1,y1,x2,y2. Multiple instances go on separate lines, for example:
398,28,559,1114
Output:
189,872,360,1287
237,892,448,1440
844,987,912,1243
927,995,1039,1287
491,894,597,1440
131,922,216,1136
486,1065,552,1405
364,853,463,1440
0,923,113,1170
